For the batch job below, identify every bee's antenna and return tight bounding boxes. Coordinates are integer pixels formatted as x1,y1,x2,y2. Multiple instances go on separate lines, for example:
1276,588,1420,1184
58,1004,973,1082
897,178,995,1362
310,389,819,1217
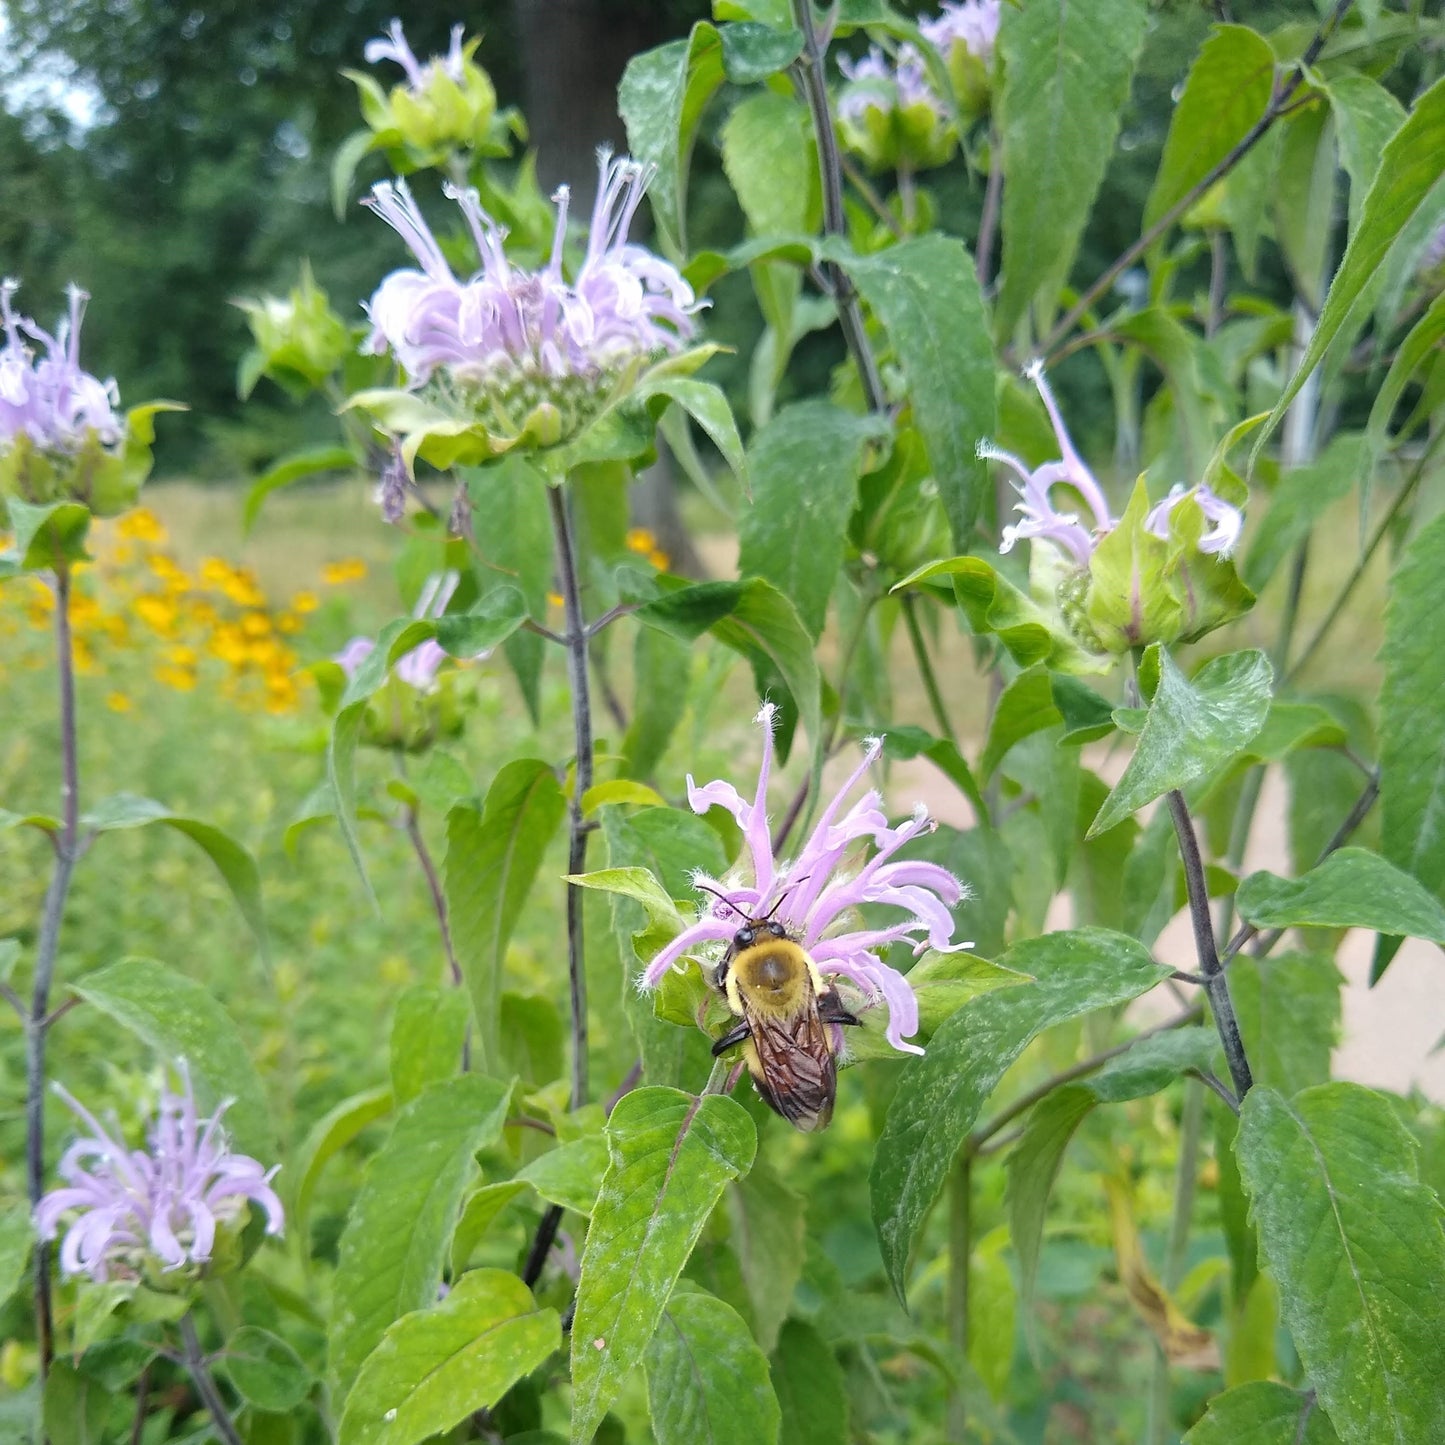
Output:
760,875,810,923
694,881,740,916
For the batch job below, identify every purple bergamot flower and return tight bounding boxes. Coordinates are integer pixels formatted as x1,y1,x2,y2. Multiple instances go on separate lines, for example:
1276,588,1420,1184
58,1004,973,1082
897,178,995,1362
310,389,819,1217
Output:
34,1064,283,1284
360,149,704,445
642,704,971,1055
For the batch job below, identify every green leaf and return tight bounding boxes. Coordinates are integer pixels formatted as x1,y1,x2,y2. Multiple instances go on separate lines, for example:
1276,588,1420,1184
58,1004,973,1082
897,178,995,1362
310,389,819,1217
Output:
518,1135,609,1216
994,0,1150,337
645,1290,780,1445
1235,846,1445,944
0,1200,33,1309
42,1359,109,1445
718,20,802,82
451,1181,529,1274
827,236,995,545
1143,26,1276,250
726,1162,805,1353
721,89,814,238
1184,1381,1339,1445
339,1269,560,1445
893,554,1102,675
738,400,881,637
870,929,1170,1301
1368,290,1445,458
1327,72,1407,236
1228,954,1341,1096
639,376,749,492
637,579,821,760
445,762,566,1074
1236,1083,1445,1445
389,986,470,1106
242,445,355,534
569,1088,757,1444
618,26,725,250
1273,102,1336,311
3,498,91,572
622,625,692,779
464,457,553,721
221,1326,313,1413
290,1085,392,1246
1379,510,1445,973
1006,1027,1218,1319
1006,1085,1096,1324
980,666,1057,780
1089,648,1272,837
769,1319,847,1445
81,794,267,956
1255,74,1445,463
329,1074,513,1400
74,957,273,1158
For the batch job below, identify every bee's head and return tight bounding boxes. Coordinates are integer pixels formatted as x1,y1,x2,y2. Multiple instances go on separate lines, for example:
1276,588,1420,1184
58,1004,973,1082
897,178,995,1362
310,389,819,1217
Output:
732,918,787,952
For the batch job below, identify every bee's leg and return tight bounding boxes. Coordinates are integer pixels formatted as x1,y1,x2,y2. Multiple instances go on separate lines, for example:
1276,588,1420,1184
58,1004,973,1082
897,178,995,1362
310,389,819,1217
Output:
711,1020,754,1056
818,987,861,1028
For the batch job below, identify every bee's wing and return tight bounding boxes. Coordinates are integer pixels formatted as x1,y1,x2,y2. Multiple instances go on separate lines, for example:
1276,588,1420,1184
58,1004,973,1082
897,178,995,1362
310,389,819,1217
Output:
746,999,837,1132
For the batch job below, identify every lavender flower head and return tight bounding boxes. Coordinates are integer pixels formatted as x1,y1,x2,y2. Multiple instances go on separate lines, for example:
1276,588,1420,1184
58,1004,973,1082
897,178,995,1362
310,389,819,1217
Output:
982,359,1117,568
0,282,122,457
920,0,1002,66
335,568,473,691
361,150,704,447
642,705,971,1055
837,46,943,125
365,19,468,91
34,1064,283,1284
980,360,1244,565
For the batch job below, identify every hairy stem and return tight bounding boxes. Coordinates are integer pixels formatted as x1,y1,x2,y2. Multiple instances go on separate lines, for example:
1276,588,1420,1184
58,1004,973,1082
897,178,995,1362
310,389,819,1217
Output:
902,594,958,748
1040,0,1354,360
548,484,592,1112
28,563,81,1377
402,804,462,990
791,0,888,413
180,1314,243,1445
946,1154,971,1443
1167,791,1253,1099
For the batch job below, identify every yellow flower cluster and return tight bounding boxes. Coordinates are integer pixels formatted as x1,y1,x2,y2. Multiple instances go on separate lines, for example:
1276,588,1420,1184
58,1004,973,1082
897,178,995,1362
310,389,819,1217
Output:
626,526,670,572
0,507,369,717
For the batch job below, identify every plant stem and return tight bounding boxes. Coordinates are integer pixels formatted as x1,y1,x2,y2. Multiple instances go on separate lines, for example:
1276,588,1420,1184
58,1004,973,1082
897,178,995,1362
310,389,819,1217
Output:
946,1153,971,1443
790,0,888,414
403,805,461,990
179,1313,243,1445
968,1004,1203,1152
976,130,1003,292
28,563,81,1378
901,593,958,748
548,484,592,1113
1166,791,1253,1099
1039,0,1355,360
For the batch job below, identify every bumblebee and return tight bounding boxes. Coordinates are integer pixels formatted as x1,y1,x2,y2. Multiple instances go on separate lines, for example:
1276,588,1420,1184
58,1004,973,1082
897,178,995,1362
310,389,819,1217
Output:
709,911,859,1133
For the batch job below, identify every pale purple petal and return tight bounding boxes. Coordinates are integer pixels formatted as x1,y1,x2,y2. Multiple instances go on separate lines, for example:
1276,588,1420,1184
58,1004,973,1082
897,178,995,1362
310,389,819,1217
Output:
1146,483,1244,558
334,637,375,679
920,0,1001,63
640,916,737,987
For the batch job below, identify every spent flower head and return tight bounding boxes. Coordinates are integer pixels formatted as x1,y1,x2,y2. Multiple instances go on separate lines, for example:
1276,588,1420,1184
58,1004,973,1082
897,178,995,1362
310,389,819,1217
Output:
978,361,1251,654
642,705,970,1055
358,149,704,456
34,1063,283,1285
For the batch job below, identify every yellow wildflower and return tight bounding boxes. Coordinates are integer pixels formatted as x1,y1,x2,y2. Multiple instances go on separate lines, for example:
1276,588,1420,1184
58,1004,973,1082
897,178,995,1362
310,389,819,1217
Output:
241,611,271,639
117,508,168,544
321,558,368,585
154,663,197,692
648,548,670,570
133,595,178,634
625,526,658,555
106,692,134,713
291,590,319,613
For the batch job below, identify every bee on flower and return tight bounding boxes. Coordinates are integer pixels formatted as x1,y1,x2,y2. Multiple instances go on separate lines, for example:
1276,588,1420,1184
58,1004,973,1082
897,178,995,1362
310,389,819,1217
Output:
642,706,970,1128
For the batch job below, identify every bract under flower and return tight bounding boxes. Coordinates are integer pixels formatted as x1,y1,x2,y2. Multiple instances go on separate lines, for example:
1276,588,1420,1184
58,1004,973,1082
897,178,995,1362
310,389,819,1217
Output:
641,705,970,1055
34,1063,283,1284
353,149,707,466
837,45,956,172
